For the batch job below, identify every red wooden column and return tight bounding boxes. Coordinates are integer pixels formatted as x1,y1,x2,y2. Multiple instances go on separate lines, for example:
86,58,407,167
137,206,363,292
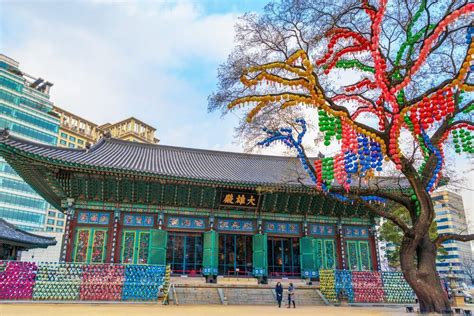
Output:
105,209,119,263
369,225,380,271
336,220,345,270
112,210,123,263
61,199,75,263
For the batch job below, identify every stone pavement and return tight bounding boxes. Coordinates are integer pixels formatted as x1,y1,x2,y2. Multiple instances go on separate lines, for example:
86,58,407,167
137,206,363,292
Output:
0,303,408,316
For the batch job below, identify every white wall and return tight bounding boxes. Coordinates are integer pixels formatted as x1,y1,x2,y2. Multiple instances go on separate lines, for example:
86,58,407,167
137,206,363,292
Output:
20,232,63,262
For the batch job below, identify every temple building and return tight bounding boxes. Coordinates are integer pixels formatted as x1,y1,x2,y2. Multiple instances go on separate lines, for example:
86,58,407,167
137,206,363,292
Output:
0,218,56,260
0,129,395,282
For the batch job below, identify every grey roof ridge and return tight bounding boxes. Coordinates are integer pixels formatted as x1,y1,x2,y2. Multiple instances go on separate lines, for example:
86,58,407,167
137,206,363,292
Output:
0,218,57,244
105,137,310,161
0,127,310,161
0,128,87,152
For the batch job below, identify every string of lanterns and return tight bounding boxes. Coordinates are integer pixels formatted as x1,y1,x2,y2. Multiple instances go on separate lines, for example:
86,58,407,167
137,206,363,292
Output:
0,261,167,301
228,1,473,198
258,118,317,186
392,4,474,94
260,118,386,204
319,269,415,304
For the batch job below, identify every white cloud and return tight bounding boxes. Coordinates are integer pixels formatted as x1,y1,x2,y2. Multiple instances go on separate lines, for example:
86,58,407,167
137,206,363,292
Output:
2,0,239,149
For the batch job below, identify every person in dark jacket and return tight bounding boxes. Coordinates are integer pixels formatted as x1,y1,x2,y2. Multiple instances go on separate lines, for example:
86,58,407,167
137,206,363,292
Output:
287,283,296,308
275,282,283,307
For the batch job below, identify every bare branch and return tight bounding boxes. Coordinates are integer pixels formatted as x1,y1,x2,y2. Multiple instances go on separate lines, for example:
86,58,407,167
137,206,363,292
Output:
435,233,474,247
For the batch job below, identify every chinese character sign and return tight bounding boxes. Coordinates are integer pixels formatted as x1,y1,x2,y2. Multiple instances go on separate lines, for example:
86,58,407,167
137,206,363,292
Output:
220,191,259,208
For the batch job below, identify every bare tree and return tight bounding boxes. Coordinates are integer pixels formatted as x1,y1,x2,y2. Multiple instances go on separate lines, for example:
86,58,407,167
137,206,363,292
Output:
210,0,474,313
461,256,474,285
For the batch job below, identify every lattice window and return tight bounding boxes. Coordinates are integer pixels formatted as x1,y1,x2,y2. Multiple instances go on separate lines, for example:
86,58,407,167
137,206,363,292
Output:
176,185,190,207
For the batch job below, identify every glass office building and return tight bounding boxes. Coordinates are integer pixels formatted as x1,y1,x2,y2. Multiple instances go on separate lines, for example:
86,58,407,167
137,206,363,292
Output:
0,54,59,231
433,190,473,284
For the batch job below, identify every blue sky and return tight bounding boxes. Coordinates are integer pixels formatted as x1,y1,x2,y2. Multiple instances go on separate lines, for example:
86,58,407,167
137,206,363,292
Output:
1,0,268,151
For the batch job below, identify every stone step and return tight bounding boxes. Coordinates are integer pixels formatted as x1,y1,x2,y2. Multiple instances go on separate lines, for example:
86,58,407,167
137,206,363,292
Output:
170,285,325,306
173,287,221,305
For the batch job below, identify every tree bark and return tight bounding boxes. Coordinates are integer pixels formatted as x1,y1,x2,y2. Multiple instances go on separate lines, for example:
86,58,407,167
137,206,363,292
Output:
401,234,451,313
398,160,452,314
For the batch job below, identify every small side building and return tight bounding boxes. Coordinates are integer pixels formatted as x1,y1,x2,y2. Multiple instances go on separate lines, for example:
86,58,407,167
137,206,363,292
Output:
0,218,57,260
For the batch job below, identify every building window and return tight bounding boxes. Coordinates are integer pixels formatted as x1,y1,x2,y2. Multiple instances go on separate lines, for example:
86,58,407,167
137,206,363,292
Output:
0,207,45,224
57,212,65,219
48,210,56,217
68,143,75,148
77,139,84,145
69,135,76,142
60,139,67,145
0,191,47,210
55,228,64,233
61,132,68,138
57,220,64,226
47,219,55,225
46,227,54,232
438,225,453,230
0,117,58,144
0,177,36,193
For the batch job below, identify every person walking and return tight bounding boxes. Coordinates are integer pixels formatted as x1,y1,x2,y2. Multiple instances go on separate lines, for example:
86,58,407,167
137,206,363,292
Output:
275,282,283,308
287,283,296,308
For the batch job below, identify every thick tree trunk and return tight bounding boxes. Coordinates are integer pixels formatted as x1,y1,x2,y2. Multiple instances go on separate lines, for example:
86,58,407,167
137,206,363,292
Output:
397,157,452,313
400,234,450,313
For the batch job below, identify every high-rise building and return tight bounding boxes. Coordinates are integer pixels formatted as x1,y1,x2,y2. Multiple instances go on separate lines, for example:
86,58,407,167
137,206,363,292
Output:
53,106,102,149
432,189,473,283
0,54,60,231
53,107,159,147
42,108,159,232
99,117,159,144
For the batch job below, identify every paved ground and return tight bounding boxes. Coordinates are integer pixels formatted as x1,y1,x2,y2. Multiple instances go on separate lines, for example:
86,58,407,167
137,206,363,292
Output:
0,303,409,316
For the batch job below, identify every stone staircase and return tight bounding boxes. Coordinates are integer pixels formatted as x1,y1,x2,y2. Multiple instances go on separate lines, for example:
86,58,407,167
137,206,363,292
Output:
223,288,276,305
295,288,326,306
170,283,326,306
172,286,221,305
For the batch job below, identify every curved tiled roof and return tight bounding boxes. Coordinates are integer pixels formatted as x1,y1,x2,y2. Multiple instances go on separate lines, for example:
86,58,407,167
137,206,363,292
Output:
0,129,311,186
0,218,56,248
0,128,409,189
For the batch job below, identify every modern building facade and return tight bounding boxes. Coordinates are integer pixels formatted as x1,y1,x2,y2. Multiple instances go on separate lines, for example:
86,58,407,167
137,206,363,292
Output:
0,130,398,281
98,117,159,144
433,190,473,283
52,107,159,148
0,54,60,232
43,209,66,233
53,106,101,149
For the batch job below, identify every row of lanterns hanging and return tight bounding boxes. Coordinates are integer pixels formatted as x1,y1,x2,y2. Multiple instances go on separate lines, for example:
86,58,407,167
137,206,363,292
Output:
229,2,473,197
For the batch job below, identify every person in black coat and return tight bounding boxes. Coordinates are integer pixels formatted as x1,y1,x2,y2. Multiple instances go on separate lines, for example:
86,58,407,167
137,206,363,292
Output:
287,283,295,308
275,282,283,307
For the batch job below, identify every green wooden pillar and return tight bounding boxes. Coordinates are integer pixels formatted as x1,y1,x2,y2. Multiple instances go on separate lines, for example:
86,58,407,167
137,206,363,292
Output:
202,230,218,276
252,233,267,277
300,236,316,279
148,229,168,265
